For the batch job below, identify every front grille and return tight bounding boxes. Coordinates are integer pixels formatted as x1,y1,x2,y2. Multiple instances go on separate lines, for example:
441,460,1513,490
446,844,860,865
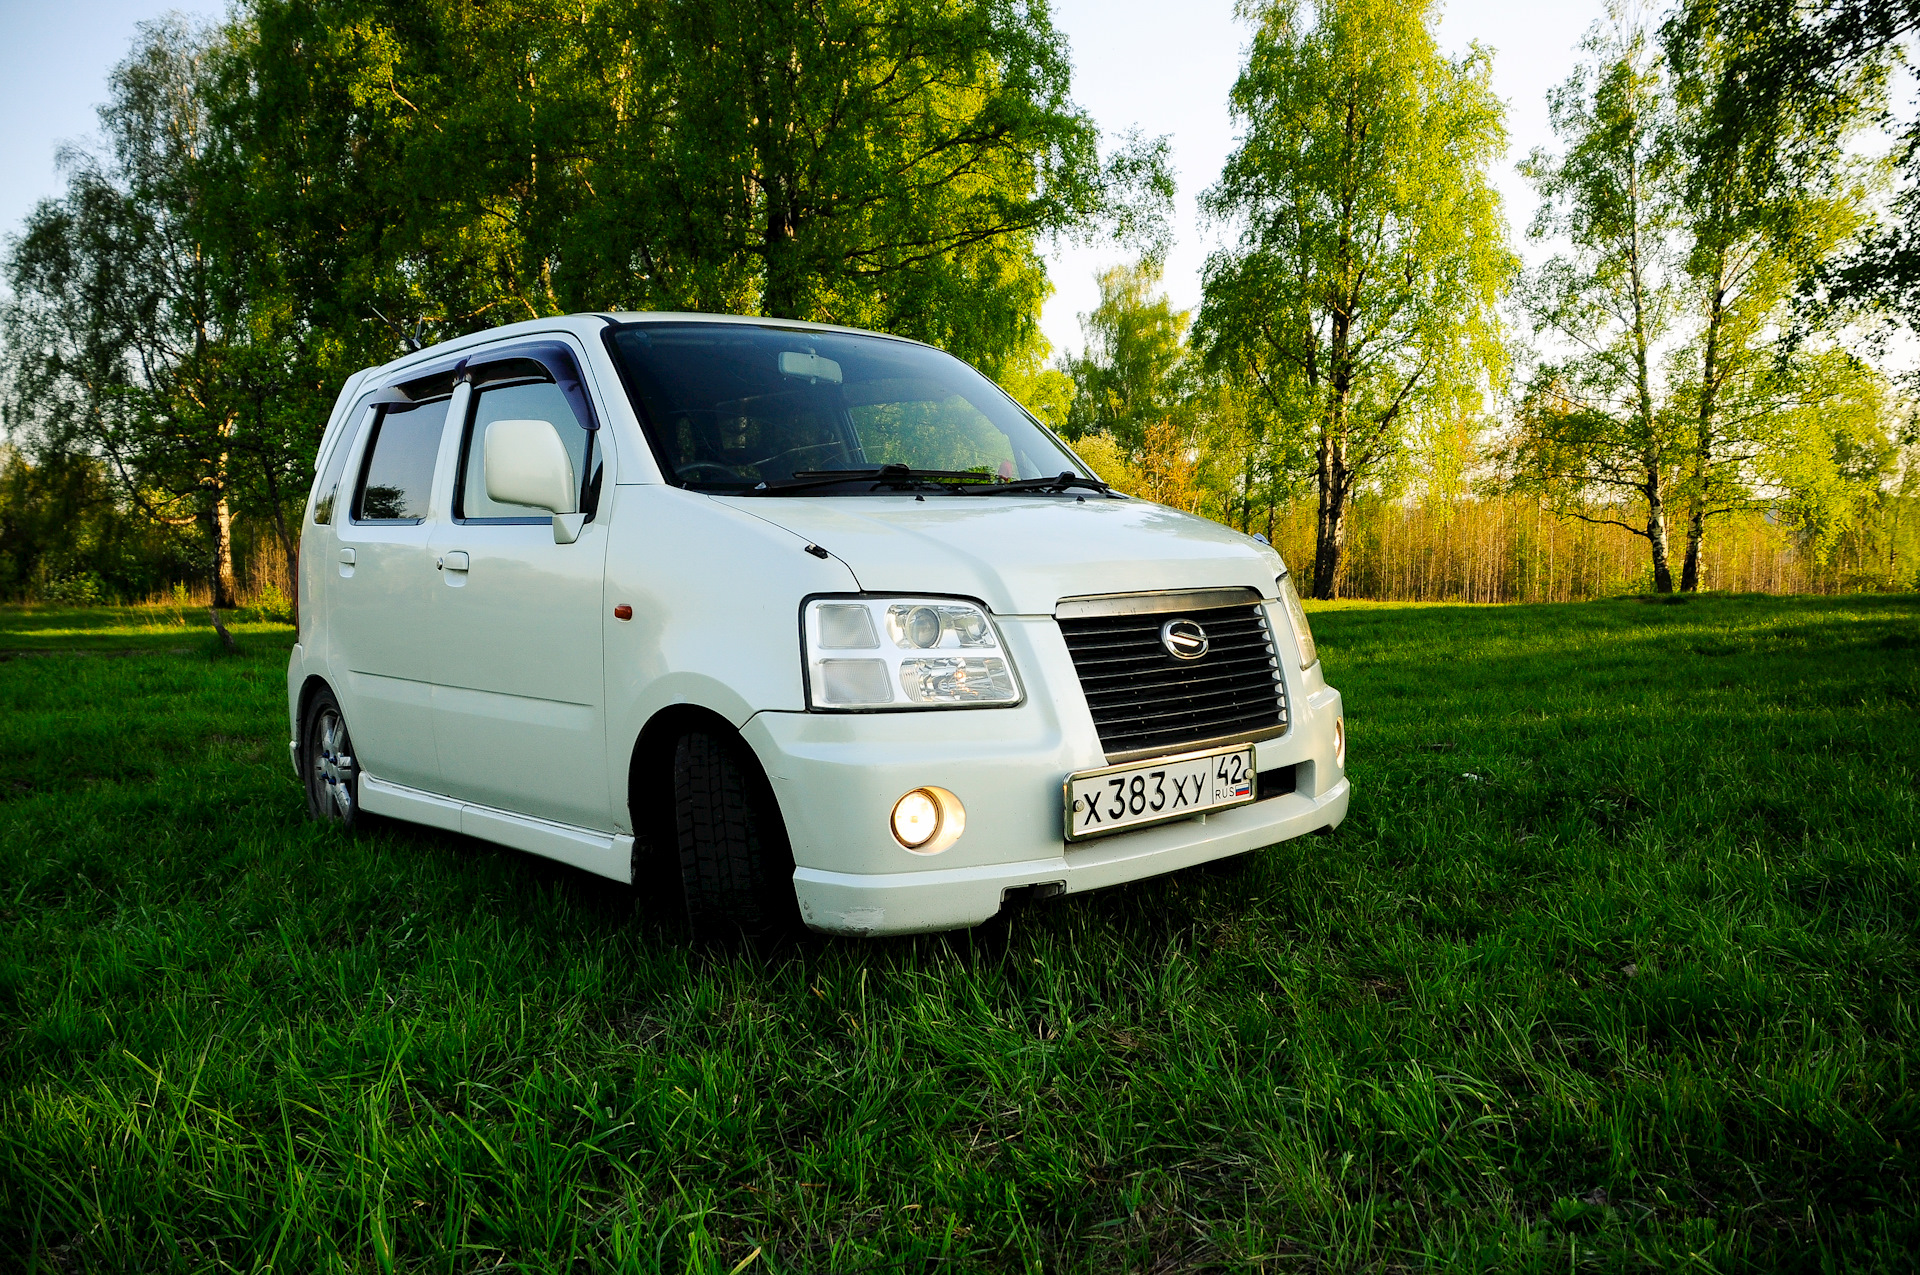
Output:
1058,597,1288,761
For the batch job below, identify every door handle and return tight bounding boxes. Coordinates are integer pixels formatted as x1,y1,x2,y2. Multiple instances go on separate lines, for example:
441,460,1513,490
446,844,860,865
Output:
437,551,470,572
338,548,355,565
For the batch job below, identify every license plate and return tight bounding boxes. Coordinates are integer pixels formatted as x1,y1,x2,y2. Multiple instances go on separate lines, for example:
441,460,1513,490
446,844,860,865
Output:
1063,744,1257,842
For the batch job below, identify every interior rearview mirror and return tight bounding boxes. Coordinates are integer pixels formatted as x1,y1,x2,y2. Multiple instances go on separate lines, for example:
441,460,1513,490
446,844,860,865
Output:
484,418,582,541
778,350,842,383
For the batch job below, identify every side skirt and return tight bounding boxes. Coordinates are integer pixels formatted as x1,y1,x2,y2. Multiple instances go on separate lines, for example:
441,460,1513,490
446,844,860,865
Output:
359,773,634,883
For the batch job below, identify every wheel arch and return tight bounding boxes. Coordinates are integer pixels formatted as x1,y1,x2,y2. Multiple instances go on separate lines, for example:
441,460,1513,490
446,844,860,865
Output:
625,704,792,872
626,703,751,819
294,674,335,768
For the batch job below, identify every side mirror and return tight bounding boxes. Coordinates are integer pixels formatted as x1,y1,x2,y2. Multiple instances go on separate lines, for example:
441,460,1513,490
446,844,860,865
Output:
484,418,585,542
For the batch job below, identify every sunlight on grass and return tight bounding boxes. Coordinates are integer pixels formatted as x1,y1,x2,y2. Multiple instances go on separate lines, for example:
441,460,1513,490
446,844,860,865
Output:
1,595,1915,1270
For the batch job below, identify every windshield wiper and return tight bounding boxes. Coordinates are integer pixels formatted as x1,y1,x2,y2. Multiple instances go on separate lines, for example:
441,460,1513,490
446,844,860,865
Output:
961,471,1116,496
748,464,997,495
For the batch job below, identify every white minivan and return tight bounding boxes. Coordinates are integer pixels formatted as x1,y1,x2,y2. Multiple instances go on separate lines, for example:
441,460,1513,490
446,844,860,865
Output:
289,313,1348,938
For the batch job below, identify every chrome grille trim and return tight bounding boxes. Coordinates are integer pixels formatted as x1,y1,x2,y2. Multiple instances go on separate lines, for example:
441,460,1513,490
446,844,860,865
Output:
1055,587,1263,621
1057,593,1289,763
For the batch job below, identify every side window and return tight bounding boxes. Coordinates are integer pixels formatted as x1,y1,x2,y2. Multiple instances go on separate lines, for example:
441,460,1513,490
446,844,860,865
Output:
311,406,372,525
458,376,598,521
351,397,452,524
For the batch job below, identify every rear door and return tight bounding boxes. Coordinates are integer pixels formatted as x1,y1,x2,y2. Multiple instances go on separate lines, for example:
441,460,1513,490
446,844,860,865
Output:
328,390,459,793
426,346,613,830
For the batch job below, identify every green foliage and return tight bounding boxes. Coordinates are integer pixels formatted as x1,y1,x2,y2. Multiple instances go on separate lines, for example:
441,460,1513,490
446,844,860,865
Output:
1664,0,1892,588
0,449,198,602
1198,0,1515,599
1662,0,1916,325
991,328,1075,434
1062,430,1140,492
244,581,296,625
37,572,105,607
2,596,1917,1268
1051,262,1305,529
232,0,1170,371
1509,7,1897,593
1,18,318,608
1061,260,1193,448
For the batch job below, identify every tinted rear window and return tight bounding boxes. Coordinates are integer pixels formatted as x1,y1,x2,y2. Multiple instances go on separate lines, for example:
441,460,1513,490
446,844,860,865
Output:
353,398,450,523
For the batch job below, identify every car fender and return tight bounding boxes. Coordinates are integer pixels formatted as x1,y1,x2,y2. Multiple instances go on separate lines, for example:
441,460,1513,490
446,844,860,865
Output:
602,485,861,830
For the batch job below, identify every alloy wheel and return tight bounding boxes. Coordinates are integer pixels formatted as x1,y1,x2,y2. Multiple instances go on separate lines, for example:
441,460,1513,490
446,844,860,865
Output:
312,706,357,821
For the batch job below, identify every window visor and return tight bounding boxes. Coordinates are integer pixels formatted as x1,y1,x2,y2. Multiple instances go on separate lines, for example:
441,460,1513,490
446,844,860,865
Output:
379,340,601,432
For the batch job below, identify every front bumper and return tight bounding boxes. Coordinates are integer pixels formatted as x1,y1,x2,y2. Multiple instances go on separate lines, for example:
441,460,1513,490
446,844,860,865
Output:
743,612,1347,935
788,775,1348,935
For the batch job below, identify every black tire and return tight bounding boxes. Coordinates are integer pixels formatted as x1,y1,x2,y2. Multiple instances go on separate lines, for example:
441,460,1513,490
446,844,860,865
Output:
302,687,362,830
671,730,798,944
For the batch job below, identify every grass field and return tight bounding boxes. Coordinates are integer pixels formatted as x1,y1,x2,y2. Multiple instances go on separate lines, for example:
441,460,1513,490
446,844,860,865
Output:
1,594,1916,1273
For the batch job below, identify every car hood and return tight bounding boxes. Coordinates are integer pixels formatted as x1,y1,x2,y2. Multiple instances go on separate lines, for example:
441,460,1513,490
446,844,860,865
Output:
723,494,1285,616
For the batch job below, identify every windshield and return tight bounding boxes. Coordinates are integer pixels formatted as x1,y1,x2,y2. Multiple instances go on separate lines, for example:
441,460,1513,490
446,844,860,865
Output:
606,322,1090,493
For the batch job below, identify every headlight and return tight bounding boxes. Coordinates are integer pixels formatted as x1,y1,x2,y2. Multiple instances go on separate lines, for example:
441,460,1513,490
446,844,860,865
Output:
804,597,1022,709
1275,570,1318,669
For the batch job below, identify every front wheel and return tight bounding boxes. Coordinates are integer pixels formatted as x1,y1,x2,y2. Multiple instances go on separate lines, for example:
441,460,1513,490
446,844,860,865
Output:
671,730,798,944
302,687,362,829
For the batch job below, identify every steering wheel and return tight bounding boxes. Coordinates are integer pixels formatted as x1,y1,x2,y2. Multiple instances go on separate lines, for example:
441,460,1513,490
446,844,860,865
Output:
750,439,851,470
675,462,749,484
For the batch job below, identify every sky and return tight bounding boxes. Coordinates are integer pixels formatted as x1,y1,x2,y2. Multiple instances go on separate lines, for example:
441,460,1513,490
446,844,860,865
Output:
0,0,1610,348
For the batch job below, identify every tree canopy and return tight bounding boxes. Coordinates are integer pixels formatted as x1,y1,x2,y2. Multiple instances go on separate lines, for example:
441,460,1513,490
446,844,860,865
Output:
1,0,1913,604
232,0,1170,367
3,0,1169,599
1196,0,1514,598
1506,5,1895,592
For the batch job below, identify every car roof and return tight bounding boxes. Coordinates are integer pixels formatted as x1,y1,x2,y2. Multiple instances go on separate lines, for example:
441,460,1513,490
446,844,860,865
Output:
361,312,930,383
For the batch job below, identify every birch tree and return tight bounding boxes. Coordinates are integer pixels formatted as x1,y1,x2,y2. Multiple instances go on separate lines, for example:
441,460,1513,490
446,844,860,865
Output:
1664,4,1885,589
1510,8,1892,593
1062,260,1194,448
2,19,261,607
1198,0,1513,598
1513,17,1684,592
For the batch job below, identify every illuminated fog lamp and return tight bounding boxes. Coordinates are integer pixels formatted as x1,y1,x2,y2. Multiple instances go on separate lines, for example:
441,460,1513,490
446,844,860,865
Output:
889,786,965,853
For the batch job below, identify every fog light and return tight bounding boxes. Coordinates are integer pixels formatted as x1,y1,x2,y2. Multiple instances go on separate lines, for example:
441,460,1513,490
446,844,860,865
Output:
891,789,940,848
889,785,966,854
1334,716,1346,770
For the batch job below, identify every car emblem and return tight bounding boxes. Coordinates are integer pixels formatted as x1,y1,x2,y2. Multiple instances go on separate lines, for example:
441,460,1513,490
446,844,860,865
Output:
1159,617,1209,661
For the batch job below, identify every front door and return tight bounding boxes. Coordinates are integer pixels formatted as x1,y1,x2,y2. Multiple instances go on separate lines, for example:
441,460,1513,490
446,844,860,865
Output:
328,392,457,793
427,360,612,830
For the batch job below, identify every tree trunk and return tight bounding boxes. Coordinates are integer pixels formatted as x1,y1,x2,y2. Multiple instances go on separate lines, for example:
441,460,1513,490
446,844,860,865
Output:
1680,505,1705,592
1621,131,1671,596
210,486,239,609
1646,467,1674,594
761,196,802,319
1314,283,1354,600
258,457,300,627
1681,273,1727,593
1314,480,1348,600
1312,429,1343,599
